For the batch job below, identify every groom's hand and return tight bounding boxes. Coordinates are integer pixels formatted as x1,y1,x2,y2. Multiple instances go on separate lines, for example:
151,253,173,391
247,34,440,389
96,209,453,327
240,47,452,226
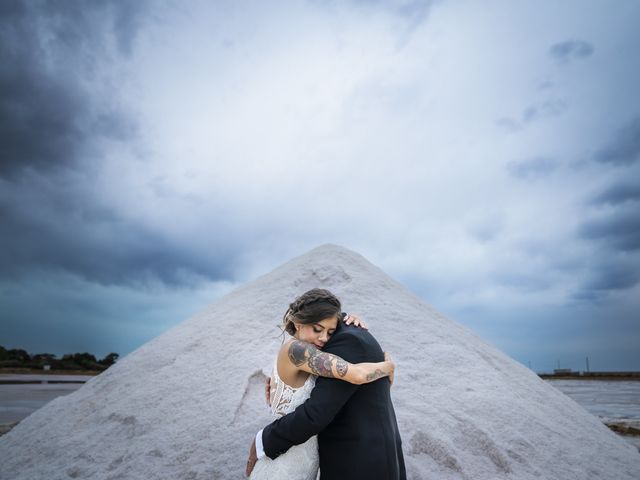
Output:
245,438,257,477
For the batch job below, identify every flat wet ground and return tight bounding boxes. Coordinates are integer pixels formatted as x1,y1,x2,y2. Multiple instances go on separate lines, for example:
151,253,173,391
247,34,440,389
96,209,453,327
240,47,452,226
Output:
546,379,640,451
0,374,92,425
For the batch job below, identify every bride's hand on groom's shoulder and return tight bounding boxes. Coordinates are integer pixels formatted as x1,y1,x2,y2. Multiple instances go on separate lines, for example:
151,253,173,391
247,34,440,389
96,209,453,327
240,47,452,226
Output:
343,313,368,329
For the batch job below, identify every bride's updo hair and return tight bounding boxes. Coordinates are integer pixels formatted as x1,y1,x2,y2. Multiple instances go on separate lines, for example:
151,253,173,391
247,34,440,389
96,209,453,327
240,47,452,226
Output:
282,288,342,336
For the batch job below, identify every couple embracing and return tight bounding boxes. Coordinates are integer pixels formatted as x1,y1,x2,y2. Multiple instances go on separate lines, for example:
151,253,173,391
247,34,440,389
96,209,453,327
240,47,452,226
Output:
246,288,406,480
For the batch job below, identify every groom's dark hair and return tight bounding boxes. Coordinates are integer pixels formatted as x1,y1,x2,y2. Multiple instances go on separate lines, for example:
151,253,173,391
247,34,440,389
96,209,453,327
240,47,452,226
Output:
282,288,342,336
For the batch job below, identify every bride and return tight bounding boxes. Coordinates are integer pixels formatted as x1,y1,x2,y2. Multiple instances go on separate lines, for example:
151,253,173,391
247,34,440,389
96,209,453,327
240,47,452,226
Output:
247,288,394,479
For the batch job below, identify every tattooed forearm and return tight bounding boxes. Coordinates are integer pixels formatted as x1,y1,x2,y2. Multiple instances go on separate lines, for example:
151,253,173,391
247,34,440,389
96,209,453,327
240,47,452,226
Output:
288,340,351,378
288,340,353,380
308,352,335,377
288,340,313,366
336,358,348,377
366,369,387,382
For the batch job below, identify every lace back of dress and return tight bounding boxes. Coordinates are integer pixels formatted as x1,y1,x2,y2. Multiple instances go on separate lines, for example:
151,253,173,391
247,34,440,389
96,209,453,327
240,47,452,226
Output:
250,355,320,480
270,356,316,417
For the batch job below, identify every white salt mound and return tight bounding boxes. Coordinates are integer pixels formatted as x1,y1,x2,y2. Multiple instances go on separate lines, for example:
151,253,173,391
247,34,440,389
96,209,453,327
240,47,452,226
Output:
1,244,639,480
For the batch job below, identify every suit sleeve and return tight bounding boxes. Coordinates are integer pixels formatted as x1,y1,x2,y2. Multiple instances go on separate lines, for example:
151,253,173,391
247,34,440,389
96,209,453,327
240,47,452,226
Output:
261,331,367,459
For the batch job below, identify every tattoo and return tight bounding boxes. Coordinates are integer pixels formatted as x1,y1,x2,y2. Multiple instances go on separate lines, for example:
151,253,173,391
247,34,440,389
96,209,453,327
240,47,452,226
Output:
288,340,352,379
308,352,335,377
336,359,348,377
366,369,387,382
288,340,312,366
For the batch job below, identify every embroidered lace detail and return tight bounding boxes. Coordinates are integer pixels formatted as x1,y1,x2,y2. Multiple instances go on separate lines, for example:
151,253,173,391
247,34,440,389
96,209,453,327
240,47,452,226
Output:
250,356,319,480
270,357,316,417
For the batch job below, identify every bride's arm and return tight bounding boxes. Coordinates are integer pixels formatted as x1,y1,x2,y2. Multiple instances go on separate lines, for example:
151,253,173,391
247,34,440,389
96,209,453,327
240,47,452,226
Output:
285,340,394,385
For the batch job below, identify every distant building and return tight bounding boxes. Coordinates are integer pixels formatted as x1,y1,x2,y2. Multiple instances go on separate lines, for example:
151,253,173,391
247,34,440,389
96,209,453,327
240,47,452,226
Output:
554,368,572,374
43,365,51,371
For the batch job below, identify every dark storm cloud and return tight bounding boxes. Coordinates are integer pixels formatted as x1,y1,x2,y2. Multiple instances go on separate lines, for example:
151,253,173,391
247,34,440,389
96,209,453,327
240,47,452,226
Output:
578,208,640,252
593,117,640,166
493,271,550,292
582,264,638,291
107,1,149,56
549,39,594,64
0,175,235,287
574,117,640,301
0,0,145,178
507,156,558,180
590,182,640,206
0,0,228,288
572,259,639,302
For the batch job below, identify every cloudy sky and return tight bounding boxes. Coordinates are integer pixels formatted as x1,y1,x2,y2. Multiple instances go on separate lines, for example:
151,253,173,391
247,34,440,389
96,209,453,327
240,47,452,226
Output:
1,0,639,372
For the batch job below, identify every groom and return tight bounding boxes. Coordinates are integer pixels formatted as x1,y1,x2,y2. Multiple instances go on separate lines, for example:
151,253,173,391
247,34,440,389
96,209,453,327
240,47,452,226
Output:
246,313,406,479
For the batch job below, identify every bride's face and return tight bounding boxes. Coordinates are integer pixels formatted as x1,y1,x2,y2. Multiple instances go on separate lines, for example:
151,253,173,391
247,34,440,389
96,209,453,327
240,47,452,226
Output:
295,315,339,349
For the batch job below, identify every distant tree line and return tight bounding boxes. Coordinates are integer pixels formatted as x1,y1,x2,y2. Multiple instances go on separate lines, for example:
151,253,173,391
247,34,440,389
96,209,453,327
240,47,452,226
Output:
0,345,119,371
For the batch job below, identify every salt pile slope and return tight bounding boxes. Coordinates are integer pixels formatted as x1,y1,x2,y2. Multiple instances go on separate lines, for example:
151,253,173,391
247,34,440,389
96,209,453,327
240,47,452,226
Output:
1,245,639,480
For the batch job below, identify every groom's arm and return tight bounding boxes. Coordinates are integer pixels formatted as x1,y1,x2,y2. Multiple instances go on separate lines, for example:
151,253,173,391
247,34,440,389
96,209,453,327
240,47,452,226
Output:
261,330,367,459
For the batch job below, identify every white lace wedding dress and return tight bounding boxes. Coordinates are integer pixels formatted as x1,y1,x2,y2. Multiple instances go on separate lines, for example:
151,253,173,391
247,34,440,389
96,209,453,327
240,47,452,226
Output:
250,358,319,480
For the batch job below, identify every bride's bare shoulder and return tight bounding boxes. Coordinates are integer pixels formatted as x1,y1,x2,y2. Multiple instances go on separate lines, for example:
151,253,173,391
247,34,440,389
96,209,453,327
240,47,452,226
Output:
278,337,295,352
278,337,317,362
276,338,311,386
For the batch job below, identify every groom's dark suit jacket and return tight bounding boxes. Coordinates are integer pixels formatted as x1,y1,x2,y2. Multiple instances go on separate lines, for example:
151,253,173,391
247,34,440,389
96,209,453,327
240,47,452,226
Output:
262,322,406,480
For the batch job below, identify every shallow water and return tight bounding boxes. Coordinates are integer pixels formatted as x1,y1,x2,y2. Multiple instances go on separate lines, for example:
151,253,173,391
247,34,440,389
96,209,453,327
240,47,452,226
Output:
545,379,640,451
545,379,640,421
0,374,92,424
